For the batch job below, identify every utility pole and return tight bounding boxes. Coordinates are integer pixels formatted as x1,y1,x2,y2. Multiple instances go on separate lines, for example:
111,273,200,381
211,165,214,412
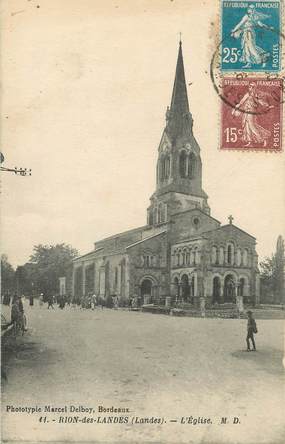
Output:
0,152,32,176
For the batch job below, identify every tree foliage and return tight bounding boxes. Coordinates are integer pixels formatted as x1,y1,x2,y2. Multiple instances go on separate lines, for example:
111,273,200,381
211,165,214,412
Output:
1,254,16,296
260,235,285,303
18,244,78,297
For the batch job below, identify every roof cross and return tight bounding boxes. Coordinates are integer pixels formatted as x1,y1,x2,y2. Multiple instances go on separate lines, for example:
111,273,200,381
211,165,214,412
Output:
228,215,234,225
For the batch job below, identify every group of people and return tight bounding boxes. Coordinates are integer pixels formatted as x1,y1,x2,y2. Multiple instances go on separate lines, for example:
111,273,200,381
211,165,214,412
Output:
2,291,259,351
44,293,104,310
77,293,105,310
43,293,72,309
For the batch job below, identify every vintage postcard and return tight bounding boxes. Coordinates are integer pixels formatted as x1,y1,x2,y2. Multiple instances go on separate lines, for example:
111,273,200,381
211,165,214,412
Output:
1,1,284,444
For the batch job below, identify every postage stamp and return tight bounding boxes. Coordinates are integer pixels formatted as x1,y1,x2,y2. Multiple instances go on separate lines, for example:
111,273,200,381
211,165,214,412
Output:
221,0,281,72
221,77,283,150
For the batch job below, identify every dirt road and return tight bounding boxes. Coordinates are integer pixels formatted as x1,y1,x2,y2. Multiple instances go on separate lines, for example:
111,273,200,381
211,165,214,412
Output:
2,303,284,443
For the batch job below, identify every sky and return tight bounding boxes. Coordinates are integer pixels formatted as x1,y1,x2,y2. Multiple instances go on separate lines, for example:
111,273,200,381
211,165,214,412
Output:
1,0,285,267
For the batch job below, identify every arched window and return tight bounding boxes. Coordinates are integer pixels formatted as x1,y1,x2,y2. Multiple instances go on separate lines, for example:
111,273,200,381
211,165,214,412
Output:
143,255,155,268
167,156,171,177
193,247,198,265
164,156,170,179
179,151,187,178
162,205,166,222
227,243,234,265
243,249,248,266
153,207,158,224
190,249,194,265
160,158,165,181
176,251,180,267
238,277,246,296
158,203,165,223
186,250,190,265
115,267,118,286
174,277,179,297
219,247,224,265
148,210,153,226
158,205,161,223
182,249,187,266
162,158,166,180
188,152,196,179
178,250,182,267
196,249,201,264
236,248,242,266
176,252,179,267
211,246,218,264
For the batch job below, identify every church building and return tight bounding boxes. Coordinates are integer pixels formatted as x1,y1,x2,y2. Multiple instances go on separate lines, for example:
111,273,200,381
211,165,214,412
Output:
72,41,260,308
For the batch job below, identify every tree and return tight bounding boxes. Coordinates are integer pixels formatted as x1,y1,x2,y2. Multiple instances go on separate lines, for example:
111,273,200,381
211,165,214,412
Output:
1,255,16,300
275,236,285,303
18,244,78,297
260,235,285,304
15,263,37,296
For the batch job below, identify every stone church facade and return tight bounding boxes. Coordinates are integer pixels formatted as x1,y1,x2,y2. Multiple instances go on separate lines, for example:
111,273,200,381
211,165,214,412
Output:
72,42,260,308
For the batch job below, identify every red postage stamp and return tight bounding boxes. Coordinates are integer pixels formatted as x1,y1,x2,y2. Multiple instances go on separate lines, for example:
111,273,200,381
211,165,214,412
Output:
221,77,283,151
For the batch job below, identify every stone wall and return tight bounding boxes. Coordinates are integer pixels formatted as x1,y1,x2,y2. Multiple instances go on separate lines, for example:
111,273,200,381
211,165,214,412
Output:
127,232,169,300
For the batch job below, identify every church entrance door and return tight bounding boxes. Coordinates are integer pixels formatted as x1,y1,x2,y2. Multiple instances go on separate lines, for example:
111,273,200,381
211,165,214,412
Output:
224,274,235,303
141,278,153,305
181,274,190,302
212,276,221,304
238,278,245,297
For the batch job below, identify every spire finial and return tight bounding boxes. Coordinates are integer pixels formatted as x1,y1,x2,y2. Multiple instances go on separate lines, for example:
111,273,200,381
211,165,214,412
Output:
179,32,182,45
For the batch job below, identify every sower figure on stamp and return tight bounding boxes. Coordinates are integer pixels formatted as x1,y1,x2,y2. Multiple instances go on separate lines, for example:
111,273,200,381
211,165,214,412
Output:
232,82,273,147
230,4,273,68
246,310,257,351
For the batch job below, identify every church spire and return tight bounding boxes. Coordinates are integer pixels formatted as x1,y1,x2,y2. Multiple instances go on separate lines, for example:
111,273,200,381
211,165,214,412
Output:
166,40,192,141
170,40,189,115
147,38,210,225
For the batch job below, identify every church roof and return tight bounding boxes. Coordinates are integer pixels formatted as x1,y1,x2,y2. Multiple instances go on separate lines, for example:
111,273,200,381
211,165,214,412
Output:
203,224,256,240
94,224,147,247
126,230,167,250
73,247,104,262
165,41,193,142
171,207,221,225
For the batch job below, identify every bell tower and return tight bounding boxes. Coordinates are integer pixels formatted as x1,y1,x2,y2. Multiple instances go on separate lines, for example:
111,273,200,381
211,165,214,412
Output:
147,40,210,226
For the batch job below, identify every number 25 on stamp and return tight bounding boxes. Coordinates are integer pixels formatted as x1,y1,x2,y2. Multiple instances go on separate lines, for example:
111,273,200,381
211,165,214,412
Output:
221,1,281,72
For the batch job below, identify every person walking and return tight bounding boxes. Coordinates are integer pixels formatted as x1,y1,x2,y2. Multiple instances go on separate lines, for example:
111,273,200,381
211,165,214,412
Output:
59,294,65,309
29,294,34,307
91,293,97,310
246,310,257,351
18,294,24,316
47,294,54,309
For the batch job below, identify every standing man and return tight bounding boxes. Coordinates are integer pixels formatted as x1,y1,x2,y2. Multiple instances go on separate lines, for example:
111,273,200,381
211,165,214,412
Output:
246,310,257,351
11,297,20,333
47,294,54,309
91,293,97,310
